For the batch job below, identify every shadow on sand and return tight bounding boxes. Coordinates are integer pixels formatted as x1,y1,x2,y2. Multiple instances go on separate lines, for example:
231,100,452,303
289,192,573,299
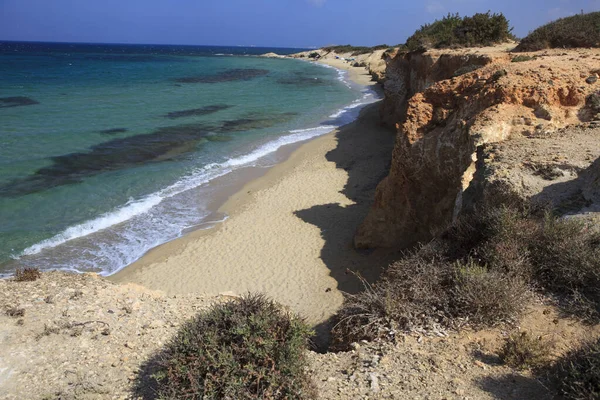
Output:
293,101,402,350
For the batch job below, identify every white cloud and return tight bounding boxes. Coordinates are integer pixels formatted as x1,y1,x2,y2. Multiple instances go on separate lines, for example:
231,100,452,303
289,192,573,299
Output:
426,1,445,13
307,0,326,7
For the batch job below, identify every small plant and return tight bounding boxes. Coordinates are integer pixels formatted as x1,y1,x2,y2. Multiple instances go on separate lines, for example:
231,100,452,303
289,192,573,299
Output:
14,267,41,282
511,55,536,62
499,331,552,370
151,293,315,399
554,338,600,399
491,69,508,81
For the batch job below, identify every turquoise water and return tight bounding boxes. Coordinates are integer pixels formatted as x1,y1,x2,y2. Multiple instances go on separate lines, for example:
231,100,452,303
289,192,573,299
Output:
0,42,377,275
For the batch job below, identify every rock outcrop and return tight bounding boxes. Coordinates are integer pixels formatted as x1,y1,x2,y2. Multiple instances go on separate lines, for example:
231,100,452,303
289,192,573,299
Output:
356,46,600,249
290,48,391,83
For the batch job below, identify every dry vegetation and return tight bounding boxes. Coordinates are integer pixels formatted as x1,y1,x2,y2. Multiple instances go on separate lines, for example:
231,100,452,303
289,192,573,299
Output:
499,331,552,370
553,338,600,399
13,267,41,282
332,203,600,350
140,294,315,399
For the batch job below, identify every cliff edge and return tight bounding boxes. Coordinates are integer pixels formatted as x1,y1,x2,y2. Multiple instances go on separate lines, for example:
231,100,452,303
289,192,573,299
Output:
356,45,600,248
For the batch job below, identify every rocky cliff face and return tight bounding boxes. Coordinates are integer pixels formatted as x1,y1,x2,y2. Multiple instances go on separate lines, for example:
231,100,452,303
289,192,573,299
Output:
356,46,600,249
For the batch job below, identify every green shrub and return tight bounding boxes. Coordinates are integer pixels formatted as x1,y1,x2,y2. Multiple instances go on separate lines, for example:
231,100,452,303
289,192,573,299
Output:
516,12,600,52
406,12,513,51
14,267,41,282
152,294,315,399
499,331,552,370
554,338,600,399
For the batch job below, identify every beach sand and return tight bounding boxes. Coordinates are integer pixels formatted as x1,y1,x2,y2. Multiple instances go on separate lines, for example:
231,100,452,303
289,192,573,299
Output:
110,61,397,326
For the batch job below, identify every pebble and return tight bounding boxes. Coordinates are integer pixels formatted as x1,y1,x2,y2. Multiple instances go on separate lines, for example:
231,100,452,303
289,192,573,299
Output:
369,373,380,392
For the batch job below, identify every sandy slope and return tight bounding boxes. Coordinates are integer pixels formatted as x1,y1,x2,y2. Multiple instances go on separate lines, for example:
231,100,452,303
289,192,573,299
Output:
110,65,397,325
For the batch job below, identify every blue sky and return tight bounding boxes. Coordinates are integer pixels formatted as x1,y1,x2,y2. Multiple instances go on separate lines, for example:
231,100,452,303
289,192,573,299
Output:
1,0,599,48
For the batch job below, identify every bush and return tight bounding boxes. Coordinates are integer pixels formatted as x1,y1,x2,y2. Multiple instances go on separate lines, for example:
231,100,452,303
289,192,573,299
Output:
516,12,600,52
406,12,514,51
499,331,552,370
451,259,529,326
529,214,600,318
554,338,600,399
331,244,529,350
331,251,453,349
332,203,600,349
14,267,41,282
151,294,315,399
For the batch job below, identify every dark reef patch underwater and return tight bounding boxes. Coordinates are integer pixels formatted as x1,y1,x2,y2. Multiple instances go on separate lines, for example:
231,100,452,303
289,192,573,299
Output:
163,104,232,119
99,128,128,135
174,68,270,83
0,96,39,108
277,71,329,87
0,112,301,197
0,123,213,197
219,112,299,132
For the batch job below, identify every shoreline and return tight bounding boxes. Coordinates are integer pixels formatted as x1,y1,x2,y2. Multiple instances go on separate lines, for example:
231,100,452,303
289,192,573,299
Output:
109,60,397,324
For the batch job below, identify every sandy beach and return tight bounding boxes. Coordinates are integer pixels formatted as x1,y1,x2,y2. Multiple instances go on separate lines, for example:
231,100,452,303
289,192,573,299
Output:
110,61,397,325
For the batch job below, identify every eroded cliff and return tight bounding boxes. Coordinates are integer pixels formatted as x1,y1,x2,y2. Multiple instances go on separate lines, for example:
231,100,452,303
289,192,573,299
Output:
356,46,600,248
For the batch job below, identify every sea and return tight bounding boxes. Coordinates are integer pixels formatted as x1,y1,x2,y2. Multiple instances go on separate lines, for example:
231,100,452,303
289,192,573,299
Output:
0,41,378,276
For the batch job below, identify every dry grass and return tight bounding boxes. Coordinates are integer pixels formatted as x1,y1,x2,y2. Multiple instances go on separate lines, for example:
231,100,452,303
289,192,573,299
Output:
553,338,600,399
499,331,552,370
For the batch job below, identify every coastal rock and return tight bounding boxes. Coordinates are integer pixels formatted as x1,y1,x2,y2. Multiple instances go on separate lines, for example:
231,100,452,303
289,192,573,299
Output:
356,46,600,249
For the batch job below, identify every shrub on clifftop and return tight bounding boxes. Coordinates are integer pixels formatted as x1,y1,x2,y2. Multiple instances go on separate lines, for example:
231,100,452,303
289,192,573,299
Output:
150,294,315,399
516,12,600,52
406,11,514,51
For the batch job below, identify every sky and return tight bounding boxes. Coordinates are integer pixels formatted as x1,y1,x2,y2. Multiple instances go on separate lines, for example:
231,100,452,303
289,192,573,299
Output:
0,0,599,48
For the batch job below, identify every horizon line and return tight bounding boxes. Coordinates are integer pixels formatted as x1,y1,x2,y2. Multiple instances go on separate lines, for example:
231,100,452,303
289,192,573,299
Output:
0,39,317,50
